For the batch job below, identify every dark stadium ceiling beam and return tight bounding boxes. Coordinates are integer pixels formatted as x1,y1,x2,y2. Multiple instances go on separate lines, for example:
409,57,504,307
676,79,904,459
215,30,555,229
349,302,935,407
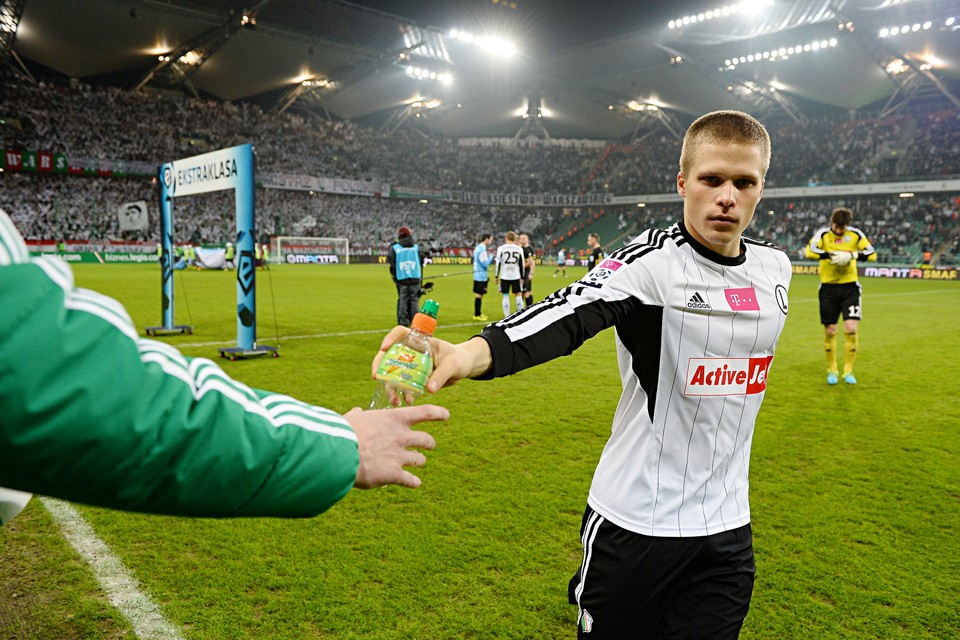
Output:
133,0,278,97
123,0,380,59
830,6,960,117
557,81,686,141
724,79,809,127
130,0,380,99
514,94,551,141
527,70,686,141
379,100,449,139
656,43,809,127
272,42,425,116
613,101,686,143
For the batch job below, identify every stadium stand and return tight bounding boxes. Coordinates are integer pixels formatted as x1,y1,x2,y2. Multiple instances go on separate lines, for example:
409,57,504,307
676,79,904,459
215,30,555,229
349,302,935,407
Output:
1,74,957,262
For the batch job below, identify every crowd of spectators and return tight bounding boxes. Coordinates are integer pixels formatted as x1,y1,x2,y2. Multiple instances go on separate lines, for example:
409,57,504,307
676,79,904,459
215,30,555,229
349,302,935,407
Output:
746,194,960,264
1,73,957,263
604,195,960,266
594,109,960,194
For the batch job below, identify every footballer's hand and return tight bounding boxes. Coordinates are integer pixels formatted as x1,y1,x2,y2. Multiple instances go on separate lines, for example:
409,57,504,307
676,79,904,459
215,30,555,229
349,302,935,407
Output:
426,336,493,392
346,405,445,489
373,329,492,392
829,251,854,266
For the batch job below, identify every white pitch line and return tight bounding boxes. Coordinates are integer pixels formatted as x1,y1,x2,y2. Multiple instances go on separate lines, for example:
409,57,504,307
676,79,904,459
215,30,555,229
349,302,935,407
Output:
171,290,959,348
172,321,483,349
42,498,186,640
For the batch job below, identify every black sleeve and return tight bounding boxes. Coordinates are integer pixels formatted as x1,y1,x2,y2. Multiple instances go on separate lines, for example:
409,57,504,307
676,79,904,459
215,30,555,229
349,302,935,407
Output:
387,246,397,281
477,293,639,379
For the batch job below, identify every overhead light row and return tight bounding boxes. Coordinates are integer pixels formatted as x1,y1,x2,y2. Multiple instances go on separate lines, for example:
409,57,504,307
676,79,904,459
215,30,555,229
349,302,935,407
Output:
404,66,454,85
884,57,936,75
723,37,838,69
878,19,952,37
447,29,518,57
727,80,777,95
606,101,660,113
627,101,659,112
157,50,202,66
668,1,773,30
410,99,442,110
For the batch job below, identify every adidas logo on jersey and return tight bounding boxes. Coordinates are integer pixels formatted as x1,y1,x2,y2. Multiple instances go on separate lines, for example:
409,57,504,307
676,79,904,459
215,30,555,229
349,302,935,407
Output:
686,292,711,310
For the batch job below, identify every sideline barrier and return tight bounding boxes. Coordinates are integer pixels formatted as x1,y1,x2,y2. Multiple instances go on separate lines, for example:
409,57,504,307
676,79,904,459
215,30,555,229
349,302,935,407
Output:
792,262,958,280
27,251,157,264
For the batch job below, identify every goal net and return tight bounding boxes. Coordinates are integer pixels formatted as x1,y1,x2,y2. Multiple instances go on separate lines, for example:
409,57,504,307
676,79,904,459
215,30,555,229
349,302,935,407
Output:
272,236,350,265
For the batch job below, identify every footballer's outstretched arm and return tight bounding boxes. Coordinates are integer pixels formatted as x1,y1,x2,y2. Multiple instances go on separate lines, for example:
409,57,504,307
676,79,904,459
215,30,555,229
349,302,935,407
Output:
373,327,493,392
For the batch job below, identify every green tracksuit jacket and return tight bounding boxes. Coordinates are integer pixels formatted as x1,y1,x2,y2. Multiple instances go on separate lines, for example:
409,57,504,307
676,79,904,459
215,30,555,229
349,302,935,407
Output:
0,210,359,518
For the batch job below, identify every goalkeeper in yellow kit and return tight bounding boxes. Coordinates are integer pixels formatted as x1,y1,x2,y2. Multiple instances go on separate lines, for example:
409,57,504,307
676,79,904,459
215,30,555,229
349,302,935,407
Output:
805,207,877,385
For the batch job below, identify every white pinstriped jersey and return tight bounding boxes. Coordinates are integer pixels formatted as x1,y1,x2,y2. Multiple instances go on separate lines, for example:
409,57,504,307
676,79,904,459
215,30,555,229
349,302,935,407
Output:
495,243,526,281
479,222,791,537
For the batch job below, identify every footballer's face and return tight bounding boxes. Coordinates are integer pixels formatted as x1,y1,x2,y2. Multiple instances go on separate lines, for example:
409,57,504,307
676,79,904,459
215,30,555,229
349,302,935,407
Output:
678,141,765,258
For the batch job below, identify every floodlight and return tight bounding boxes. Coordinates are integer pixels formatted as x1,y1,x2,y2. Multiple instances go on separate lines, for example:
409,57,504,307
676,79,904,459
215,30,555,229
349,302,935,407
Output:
885,58,906,74
180,50,202,66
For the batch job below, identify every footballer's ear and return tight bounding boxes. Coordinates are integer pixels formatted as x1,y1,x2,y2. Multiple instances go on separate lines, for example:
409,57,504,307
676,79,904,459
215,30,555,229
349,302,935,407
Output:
677,171,686,197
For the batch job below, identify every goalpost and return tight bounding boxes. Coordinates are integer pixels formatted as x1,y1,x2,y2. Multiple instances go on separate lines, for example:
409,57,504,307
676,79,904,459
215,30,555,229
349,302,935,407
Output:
272,236,350,265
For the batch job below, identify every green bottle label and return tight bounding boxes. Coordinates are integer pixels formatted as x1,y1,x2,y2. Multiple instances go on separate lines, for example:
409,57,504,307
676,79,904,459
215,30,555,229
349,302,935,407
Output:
374,343,432,393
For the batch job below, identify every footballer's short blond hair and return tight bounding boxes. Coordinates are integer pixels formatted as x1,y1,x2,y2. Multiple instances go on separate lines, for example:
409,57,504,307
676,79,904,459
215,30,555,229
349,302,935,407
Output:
679,110,771,177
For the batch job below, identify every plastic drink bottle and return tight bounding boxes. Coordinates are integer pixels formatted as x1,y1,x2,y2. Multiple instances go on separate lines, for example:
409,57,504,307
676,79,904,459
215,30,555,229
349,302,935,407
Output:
368,299,439,409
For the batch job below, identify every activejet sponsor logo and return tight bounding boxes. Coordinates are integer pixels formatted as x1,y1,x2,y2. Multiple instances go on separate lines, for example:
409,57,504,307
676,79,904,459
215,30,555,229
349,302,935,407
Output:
686,292,711,310
684,356,774,396
285,253,340,264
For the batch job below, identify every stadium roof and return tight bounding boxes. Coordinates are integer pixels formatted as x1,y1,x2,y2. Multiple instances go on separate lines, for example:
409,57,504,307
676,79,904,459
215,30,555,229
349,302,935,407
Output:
11,0,960,139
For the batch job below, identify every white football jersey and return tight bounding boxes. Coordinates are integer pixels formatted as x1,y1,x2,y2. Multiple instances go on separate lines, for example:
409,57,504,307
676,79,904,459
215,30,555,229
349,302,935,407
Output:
480,222,791,537
495,243,526,281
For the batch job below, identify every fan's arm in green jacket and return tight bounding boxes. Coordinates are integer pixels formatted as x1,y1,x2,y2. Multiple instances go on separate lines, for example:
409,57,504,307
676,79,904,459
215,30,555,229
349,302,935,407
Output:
0,213,359,518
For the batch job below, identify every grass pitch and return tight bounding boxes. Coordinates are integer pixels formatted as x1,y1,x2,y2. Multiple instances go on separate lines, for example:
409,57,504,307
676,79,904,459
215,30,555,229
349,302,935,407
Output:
2,263,958,639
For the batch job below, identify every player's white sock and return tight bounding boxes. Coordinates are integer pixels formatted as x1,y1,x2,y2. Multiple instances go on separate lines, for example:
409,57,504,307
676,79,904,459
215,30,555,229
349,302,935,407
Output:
502,295,510,317
516,295,524,310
